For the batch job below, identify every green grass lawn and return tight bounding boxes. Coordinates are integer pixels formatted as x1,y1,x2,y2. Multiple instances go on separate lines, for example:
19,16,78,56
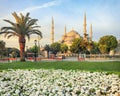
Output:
0,61,120,73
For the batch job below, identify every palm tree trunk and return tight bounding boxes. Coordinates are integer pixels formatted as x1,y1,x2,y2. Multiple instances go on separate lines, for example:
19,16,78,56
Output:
19,36,26,61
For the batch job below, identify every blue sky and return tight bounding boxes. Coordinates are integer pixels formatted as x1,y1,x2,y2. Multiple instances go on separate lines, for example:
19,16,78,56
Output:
0,0,120,48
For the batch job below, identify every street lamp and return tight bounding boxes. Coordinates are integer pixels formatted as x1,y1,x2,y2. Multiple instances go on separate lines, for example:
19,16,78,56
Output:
34,40,37,61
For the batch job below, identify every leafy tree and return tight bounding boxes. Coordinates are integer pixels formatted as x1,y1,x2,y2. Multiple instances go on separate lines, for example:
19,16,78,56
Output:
0,12,42,61
86,42,93,53
0,40,5,58
50,42,61,55
81,40,88,50
90,41,100,54
70,38,83,53
98,35,118,54
44,44,51,58
99,44,108,54
60,43,68,53
29,46,38,53
27,46,38,57
0,40,5,49
8,48,20,57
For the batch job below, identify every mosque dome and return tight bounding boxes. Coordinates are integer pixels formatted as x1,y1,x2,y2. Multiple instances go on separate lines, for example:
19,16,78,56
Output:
67,30,80,37
61,29,80,47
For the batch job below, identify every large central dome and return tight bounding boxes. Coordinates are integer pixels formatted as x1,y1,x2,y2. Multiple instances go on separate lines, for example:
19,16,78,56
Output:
67,30,80,37
61,29,80,47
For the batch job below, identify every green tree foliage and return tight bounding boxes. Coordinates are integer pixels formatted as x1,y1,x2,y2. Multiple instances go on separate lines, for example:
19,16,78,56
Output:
70,38,83,53
90,41,100,54
86,42,93,53
44,44,51,58
0,40,5,49
98,35,118,54
0,40,5,58
0,12,42,61
28,46,38,53
60,43,68,53
99,44,108,54
50,42,61,55
8,48,20,57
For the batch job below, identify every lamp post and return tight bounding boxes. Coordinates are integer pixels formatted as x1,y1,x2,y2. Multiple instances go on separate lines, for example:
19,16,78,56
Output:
34,40,37,62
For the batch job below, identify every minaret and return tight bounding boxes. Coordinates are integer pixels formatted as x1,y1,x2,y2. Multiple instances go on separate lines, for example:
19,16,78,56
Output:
90,24,92,41
64,25,67,36
83,12,87,41
51,17,54,44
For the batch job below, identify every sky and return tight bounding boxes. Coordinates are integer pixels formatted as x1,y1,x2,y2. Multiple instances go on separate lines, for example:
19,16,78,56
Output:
0,0,120,49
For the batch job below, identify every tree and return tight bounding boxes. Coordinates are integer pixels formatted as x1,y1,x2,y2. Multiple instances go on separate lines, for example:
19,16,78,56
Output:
90,41,100,54
70,38,83,53
0,40,5,49
86,42,93,53
8,48,20,57
44,44,51,58
0,40,5,58
0,12,42,61
29,45,38,53
99,44,108,54
98,35,118,54
60,43,68,53
50,42,61,55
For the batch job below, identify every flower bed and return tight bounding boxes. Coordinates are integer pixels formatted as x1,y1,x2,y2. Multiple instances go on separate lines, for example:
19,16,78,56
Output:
0,69,120,96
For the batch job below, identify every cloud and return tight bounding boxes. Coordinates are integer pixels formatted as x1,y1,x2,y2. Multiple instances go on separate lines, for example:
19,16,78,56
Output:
0,0,62,25
21,0,61,13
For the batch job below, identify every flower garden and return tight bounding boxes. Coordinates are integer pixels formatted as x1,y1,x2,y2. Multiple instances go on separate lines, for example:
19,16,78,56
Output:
0,61,120,96
0,69,120,96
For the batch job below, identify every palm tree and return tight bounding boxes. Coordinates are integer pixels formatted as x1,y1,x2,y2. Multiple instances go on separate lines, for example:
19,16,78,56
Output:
0,12,42,61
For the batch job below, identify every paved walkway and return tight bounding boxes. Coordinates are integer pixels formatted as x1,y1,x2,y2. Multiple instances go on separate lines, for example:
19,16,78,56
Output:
0,57,120,63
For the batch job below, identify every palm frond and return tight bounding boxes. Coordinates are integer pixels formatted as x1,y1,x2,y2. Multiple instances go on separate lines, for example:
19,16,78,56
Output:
7,33,18,39
24,13,30,24
4,32,10,38
12,12,21,23
25,34,30,41
0,31,7,35
27,19,38,27
1,27,16,32
3,19,16,26
20,13,24,23
3,31,19,38
28,30,42,38
2,12,42,41
31,26,41,29
7,34,14,39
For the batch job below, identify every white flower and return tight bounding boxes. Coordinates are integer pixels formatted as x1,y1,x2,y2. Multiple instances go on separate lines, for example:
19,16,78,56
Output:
15,89,20,94
0,69,120,95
